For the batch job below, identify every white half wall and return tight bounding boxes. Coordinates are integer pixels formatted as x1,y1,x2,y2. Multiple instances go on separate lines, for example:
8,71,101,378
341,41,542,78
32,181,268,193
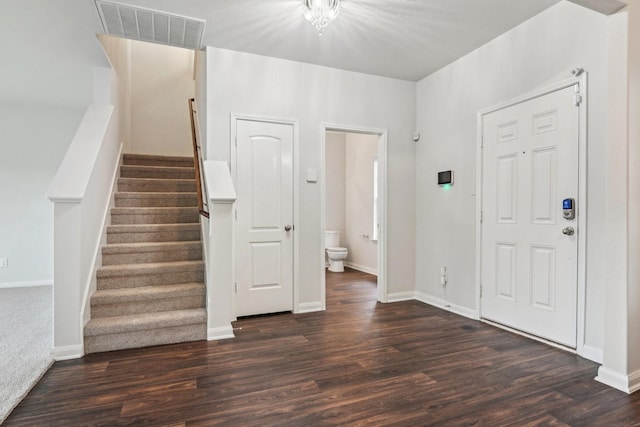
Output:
416,1,610,354
205,47,416,306
0,105,83,286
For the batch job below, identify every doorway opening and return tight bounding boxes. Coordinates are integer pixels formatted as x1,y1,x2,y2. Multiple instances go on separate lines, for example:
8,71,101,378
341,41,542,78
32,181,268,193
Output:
321,124,388,308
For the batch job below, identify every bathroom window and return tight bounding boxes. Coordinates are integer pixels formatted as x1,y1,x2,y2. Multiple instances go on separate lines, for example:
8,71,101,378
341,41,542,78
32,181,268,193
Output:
372,158,379,241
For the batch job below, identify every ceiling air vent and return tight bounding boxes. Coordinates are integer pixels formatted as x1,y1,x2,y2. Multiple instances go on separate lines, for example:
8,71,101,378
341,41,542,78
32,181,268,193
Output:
95,0,205,50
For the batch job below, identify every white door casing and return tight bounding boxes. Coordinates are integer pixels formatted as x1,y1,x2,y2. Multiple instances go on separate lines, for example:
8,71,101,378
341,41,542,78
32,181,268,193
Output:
320,124,388,307
480,84,580,348
234,119,294,317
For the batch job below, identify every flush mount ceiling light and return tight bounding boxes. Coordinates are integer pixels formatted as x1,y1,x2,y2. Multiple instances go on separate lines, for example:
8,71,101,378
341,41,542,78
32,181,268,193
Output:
302,0,340,35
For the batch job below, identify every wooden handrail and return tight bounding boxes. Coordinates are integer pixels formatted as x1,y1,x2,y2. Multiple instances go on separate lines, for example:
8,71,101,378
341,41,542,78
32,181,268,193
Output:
188,98,209,218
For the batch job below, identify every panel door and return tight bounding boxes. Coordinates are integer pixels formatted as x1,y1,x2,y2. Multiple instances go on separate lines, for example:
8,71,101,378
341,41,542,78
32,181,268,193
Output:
481,85,579,347
235,119,294,317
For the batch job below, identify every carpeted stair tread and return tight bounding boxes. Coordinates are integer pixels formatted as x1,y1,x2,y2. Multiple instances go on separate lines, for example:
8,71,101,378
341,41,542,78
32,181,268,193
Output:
102,241,203,265
123,153,193,168
84,308,207,337
103,241,202,254
107,223,201,233
110,206,199,225
97,260,204,277
120,165,196,180
106,223,201,244
118,177,197,193
115,192,198,208
111,206,198,214
91,283,205,305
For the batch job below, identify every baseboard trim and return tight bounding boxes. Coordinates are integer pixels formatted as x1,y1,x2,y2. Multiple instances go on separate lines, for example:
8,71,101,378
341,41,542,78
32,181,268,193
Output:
595,366,640,394
0,281,52,289
296,302,324,313
579,344,603,364
344,262,378,276
386,291,416,303
596,368,640,394
415,292,478,320
207,326,235,341
52,344,83,361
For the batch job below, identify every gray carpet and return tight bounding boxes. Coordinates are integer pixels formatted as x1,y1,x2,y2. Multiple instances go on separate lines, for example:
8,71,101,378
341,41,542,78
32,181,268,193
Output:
0,285,53,423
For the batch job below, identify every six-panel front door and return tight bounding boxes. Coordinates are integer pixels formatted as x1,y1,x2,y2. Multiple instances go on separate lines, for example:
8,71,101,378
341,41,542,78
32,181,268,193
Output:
481,85,579,348
235,119,294,317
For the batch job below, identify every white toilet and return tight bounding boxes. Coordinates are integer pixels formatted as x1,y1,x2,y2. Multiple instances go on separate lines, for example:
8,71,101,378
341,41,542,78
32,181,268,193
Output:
325,230,348,273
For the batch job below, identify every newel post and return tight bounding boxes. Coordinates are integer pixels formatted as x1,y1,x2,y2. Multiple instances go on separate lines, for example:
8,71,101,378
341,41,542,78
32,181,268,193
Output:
204,161,237,340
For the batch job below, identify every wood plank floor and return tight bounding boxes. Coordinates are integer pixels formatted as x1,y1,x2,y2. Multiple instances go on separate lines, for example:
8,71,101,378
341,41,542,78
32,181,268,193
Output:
6,268,640,426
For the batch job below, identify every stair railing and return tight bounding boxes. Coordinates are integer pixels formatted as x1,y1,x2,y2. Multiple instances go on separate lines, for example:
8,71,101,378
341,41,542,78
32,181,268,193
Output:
189,98,209,218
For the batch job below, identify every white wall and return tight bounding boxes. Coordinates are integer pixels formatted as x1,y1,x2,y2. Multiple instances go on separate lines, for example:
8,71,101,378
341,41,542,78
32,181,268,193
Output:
325,132,346,237
205,47,416,306
0,0,109,109
415,1,610,354
0,0,110,287
0,106,83,286
129,40,195,157
99,35,132,153
626,0,640,389
345,133,378,274
195,50,208,158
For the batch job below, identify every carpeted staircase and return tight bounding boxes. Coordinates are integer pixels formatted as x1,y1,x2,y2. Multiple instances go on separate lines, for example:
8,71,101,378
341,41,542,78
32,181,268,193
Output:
84,153,207,354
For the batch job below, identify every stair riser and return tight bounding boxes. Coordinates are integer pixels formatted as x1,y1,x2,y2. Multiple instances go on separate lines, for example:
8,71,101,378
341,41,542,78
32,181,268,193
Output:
97,270,204,290
123,157,193,168
102,247,203,265
91,296,205,318
115,195,198,208
107,230,201,244
111,211,199,225
84,324,207,354
118,180,197,193
121,167,196,180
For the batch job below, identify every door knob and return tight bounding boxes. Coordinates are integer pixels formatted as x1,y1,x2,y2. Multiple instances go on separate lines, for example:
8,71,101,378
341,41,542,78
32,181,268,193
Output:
284,225,292,232
562,227,575,236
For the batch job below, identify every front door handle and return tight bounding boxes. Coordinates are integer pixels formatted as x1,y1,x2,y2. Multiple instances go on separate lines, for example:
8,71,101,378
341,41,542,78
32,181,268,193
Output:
562,227,575,236
284,225,292,232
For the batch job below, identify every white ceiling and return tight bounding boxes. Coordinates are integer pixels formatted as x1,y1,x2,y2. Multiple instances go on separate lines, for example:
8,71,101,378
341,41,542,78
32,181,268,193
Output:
97,0,572,81
96,0,629,81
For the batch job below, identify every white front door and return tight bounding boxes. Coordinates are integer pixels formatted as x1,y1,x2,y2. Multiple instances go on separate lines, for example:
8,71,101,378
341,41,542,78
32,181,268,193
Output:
481,84,579,348
235,119,294,317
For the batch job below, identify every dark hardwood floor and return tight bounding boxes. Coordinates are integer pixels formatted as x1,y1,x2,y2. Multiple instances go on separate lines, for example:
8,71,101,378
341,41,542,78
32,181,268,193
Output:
6,268,640,426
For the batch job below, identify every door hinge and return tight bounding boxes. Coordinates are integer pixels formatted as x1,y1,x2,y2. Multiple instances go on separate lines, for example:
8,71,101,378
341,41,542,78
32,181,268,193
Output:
234,283,237,293
480,284,482,297
235,209,237,220
480,210,483,223
574,94,583,107
480,136,483,149
235,137,238,147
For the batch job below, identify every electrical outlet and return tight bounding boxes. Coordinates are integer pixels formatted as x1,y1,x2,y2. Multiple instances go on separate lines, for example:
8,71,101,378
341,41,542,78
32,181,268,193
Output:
0,258,7,268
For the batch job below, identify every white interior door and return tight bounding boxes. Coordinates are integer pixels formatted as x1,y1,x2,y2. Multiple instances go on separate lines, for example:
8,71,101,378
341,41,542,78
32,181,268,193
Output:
481,84,579,348
235,119,294,317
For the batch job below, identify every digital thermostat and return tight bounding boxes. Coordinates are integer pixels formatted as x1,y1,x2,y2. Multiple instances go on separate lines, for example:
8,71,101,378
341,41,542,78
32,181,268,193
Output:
438,170,453,186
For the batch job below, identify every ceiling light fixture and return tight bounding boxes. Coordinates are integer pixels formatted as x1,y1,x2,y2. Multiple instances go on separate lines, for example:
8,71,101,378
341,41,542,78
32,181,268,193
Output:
302,0,340,36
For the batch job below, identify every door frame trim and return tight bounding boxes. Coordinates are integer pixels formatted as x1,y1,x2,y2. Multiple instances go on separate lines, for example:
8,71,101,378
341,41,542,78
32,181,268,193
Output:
320,123,389,306
475,73,591,359
230,113,300,318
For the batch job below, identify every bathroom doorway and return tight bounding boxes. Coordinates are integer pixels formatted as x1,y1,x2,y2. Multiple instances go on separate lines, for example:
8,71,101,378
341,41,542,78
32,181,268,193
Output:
320,124,387,307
